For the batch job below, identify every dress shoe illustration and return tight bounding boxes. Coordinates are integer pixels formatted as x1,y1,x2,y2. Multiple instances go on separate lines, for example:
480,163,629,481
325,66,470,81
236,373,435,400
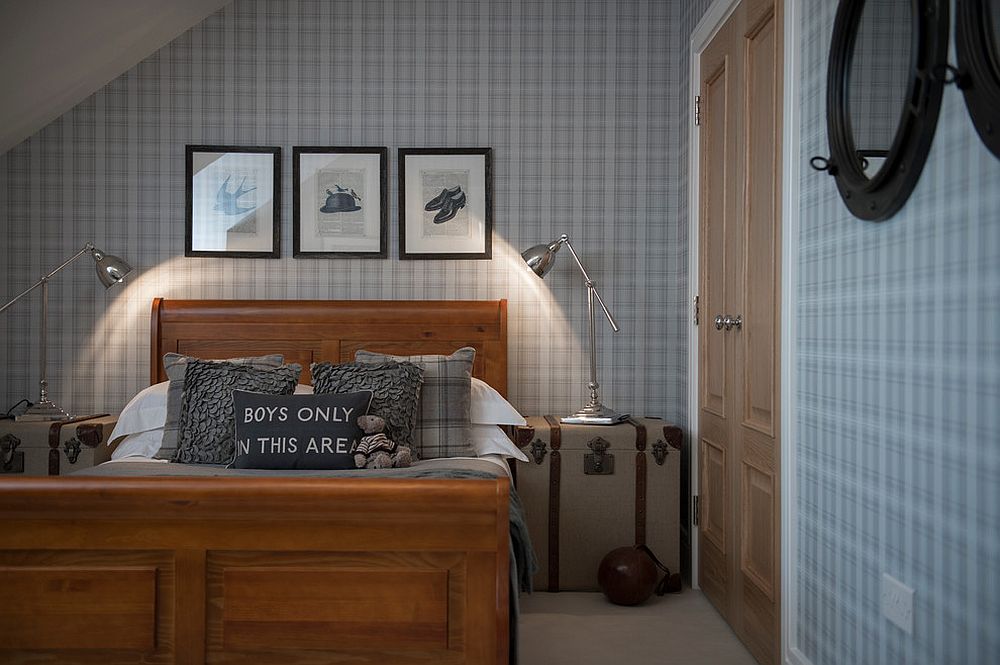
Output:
425,185,463,211
433,189,467,223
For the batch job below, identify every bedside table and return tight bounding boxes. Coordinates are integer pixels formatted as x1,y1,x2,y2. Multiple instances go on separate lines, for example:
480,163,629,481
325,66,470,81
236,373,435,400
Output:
513,416,682,592
0,415,120,476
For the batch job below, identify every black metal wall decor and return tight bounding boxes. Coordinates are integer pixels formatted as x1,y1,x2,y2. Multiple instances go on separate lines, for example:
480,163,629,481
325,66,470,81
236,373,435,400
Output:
811,0,950,221
956,0,1000,160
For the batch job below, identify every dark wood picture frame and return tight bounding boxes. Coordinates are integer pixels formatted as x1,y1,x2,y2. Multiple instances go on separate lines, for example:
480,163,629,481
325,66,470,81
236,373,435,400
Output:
185,145,281,258
398,148,493,260
292,146,388,258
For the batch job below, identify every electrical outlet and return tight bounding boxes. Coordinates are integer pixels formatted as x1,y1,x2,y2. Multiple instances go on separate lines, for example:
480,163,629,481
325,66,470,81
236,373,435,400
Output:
881,573,914,634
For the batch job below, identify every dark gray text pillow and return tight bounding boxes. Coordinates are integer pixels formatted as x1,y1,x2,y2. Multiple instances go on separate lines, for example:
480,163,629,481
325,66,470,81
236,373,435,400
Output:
355,347,475,459
172,359,301,464
231,390,373,470
310,361,423,451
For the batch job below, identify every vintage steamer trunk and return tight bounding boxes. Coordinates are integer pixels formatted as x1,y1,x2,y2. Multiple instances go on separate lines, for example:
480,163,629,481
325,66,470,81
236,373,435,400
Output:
515,416,682,592
0,415,118,476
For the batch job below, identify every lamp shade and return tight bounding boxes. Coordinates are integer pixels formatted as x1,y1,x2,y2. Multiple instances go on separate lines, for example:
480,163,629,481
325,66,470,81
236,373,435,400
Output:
91,248,133,288
521,236,565,278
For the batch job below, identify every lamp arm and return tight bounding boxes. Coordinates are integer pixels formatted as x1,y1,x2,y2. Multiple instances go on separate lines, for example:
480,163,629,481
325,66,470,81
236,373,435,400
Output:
561,238,620,332
0,243,95,314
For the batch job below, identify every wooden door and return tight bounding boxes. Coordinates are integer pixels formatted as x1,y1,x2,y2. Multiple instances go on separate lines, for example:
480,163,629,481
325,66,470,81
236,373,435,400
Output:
697,1,782,663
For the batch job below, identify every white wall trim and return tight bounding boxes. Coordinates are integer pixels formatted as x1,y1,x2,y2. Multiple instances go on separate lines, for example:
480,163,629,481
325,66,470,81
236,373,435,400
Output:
687,0,742,594
780,0,806,663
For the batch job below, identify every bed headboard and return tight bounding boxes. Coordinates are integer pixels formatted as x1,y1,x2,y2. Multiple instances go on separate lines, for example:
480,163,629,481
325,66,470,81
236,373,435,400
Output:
150,299,508,396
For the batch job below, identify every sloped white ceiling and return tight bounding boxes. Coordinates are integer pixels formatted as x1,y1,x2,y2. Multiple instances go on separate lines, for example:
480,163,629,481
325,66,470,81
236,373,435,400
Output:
0,0,231,155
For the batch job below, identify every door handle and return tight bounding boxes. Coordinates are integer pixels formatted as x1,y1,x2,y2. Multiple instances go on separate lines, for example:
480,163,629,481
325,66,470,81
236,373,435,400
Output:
723,314,742,331
714,315,725,331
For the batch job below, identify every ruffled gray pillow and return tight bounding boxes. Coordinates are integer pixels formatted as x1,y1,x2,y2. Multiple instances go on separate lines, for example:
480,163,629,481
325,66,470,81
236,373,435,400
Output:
172,359,301,465
355,347,475,459
158,352,284,460
310,361,423,451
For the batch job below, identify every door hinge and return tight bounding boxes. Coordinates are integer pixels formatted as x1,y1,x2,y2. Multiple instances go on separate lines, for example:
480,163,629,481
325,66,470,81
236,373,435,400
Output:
693,495,700,526
693,295,700,326
694,95,702,126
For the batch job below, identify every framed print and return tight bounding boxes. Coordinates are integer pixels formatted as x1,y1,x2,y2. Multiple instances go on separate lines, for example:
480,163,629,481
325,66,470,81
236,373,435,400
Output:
398,148,493,260
293,146,388,258
185,145,280,258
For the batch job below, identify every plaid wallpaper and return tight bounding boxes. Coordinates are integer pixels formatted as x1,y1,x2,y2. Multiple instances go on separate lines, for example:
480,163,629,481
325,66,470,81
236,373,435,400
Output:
849,0,911,157
0,0,689,422
796,1,1000,663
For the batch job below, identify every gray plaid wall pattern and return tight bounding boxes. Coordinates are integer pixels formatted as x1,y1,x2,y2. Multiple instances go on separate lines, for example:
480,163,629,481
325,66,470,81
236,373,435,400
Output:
0,0,689,423
796,1,1000,663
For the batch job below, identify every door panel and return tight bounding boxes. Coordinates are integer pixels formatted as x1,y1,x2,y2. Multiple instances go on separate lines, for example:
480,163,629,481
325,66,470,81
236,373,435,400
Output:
699,437,729,601
742,6,780,439
697,0,781,663
740,460,775,599
701,438,728,553
701,61,730,419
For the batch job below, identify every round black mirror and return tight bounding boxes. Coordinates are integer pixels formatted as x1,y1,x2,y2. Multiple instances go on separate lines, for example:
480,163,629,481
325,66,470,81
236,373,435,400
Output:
822,0,950,221
956,0,1000,159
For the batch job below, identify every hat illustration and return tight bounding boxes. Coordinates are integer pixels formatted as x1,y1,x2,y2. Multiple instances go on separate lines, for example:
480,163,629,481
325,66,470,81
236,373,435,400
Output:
320,185,362,213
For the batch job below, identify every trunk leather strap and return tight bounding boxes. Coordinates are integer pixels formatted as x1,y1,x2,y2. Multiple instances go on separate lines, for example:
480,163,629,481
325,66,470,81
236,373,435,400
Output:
627,418,649,546
543,415,561,591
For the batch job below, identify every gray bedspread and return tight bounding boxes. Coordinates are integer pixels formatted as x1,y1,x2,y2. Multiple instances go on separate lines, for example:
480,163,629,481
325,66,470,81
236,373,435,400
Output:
78,458,537,664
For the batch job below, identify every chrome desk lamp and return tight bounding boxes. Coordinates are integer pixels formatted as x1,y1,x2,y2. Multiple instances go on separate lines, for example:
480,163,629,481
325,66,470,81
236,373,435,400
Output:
0,243,132,421
521,234,629,425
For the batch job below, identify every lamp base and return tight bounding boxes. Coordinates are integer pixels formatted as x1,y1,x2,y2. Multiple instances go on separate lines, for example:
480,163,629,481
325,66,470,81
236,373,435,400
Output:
561,402,630,426
15,399,72,422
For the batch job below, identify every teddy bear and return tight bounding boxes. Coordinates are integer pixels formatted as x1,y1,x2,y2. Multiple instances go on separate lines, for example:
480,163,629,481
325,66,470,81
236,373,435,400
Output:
351,414,413,469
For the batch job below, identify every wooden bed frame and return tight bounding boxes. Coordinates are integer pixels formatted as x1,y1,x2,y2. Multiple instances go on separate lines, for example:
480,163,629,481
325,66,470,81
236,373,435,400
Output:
0,299,511,665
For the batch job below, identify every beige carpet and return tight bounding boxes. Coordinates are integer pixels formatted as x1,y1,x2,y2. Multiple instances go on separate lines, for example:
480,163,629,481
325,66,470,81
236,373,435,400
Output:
518,589,758,665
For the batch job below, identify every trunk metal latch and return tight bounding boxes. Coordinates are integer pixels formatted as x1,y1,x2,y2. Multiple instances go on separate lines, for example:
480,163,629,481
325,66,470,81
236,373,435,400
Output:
584,437,614,475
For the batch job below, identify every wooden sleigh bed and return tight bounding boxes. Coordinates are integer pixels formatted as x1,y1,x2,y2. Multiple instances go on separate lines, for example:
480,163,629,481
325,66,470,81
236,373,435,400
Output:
0,299,512,665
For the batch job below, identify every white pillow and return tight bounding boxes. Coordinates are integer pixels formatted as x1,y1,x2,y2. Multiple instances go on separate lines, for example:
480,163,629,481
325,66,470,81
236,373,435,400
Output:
111,429,166,460
471,378,525,425
470,424,529,462
109,382,169,446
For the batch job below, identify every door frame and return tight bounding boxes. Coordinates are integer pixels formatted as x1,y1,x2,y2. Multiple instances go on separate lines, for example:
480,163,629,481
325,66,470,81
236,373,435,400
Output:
686,1,803,662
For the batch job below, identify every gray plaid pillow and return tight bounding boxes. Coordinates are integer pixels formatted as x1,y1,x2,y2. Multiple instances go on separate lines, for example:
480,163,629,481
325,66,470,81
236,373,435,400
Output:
355,347,475,459
172,359,301,465
310,361,424,452
158,352,284,460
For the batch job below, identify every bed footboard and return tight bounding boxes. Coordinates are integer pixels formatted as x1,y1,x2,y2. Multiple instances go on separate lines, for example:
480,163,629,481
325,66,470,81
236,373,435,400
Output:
0,476,510,664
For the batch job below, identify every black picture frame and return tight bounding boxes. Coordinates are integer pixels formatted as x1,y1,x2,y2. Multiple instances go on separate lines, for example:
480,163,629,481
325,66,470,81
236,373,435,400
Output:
292,146,388,258
398,148,493,260
185,145,281,258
